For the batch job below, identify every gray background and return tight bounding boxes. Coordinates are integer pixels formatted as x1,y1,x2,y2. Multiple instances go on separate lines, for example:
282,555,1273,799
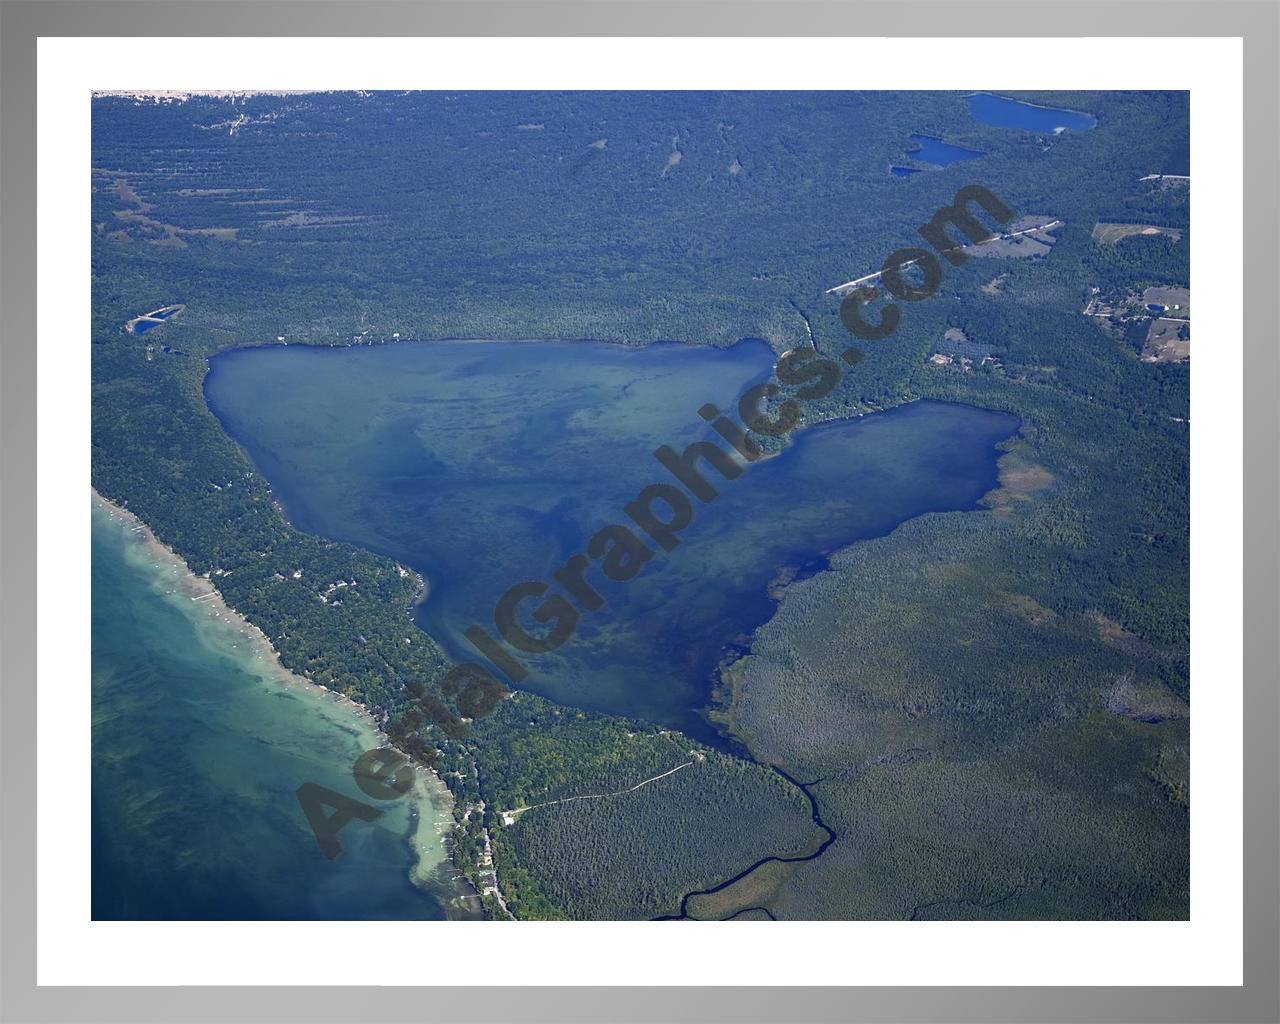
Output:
1,1,1276,1022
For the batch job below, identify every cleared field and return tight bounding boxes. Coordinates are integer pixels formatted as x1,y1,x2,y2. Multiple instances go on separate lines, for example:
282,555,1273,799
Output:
981,273,1009,295
1092,222,1183,245
966,215,1061,259
1143,318,1190,363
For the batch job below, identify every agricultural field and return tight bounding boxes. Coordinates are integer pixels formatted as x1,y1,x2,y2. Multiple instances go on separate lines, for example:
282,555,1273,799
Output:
1143,317,1191,363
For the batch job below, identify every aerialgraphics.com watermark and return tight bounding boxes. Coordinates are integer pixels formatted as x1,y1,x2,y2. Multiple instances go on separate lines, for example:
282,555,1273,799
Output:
297,183,1018,859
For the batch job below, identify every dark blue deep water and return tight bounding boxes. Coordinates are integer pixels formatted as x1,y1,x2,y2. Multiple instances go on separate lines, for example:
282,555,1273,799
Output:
205,339,1018,743
969,93,1097,133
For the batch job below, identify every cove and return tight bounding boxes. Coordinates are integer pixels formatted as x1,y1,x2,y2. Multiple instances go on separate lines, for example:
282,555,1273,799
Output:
91,501,459,920
204,339,1018,744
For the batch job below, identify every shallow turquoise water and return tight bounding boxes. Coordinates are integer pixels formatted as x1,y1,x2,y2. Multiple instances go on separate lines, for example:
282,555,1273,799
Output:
91,503,454,920
205,339,1019,742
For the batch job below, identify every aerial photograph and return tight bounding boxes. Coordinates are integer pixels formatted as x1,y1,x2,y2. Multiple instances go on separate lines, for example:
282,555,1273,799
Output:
91,90,1190,922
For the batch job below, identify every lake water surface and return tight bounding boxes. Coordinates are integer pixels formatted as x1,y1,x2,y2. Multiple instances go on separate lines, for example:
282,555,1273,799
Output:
92,503,457,920
205,339,1018,742
968,92,1097,133
905,133,986,166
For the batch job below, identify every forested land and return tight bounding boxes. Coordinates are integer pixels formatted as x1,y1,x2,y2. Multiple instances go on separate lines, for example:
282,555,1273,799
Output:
474,705,819,920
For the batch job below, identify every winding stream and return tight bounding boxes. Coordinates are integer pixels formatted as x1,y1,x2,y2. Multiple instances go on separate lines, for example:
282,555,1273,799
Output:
652,766,836,921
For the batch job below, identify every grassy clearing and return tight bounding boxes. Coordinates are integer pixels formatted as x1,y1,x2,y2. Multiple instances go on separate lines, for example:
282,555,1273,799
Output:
1092,222,1183,245
1143,318,1190,363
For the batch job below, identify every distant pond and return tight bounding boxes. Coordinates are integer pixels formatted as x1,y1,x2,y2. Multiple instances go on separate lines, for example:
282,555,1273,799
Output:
205,339,1018,744
126,303,185,335
969,92,1096,133
905,133,986,167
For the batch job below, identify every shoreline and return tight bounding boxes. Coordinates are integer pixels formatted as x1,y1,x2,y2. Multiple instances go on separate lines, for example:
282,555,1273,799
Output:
91,487,472,915
92,488,377,719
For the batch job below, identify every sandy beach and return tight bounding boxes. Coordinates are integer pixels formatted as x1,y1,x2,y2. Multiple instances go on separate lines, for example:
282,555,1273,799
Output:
91,487,467,909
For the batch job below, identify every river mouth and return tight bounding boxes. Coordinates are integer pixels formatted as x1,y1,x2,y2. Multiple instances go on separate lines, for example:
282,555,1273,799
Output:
204,338,1019,743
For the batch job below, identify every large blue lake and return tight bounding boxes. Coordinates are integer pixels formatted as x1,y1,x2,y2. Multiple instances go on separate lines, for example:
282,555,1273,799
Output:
205,339,1018,742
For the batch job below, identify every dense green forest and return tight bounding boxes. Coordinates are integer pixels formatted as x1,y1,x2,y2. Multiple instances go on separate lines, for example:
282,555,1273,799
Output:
91,90,1189,920
466,706,818,919
494,748,817,920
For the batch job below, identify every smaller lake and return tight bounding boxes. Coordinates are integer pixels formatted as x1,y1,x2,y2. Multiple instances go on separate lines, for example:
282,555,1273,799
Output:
969,93,1096,133
127,305,184,335
905,133,985,167
890,166,923,178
